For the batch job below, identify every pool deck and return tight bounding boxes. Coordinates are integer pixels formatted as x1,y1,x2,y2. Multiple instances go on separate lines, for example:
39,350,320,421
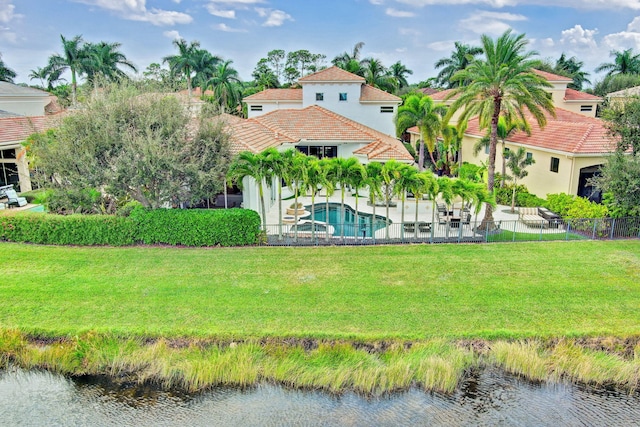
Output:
265,191,565,240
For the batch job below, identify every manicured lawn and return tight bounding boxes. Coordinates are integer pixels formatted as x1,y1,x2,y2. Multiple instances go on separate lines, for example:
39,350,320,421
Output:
1,240,639,339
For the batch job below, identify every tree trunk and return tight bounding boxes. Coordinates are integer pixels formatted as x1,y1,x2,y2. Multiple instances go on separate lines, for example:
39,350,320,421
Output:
478,100,500,231
277,180,283,240
501,140,506,188
418,140,425,171
511,185,517,213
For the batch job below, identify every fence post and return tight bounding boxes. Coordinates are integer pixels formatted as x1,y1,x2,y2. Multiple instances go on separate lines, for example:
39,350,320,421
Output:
610,218,616,240
592,219,597,240
513,219,517,242
565,220,570,240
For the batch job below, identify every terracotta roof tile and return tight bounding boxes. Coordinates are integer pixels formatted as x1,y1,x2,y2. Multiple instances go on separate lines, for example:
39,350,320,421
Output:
0,115,60,144
243,88,303,101
298,66,365,83
532,69,573,82
225,105,412,161
429,88,457,101
420,88,439,95
564,88,603,102
464,108,615,155
360,84,401,102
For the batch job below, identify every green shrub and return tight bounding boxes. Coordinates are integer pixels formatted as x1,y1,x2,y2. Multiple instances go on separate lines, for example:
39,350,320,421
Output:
129,208,261,246
0,208,261,247
19,189,50,204
545,193,575,217
0,214,137,246
458,163,484,183
545,193,608,219
516,192,546,208
46,188,110,215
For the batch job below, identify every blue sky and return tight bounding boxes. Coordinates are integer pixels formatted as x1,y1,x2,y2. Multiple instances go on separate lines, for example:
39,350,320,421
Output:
3,0,640,87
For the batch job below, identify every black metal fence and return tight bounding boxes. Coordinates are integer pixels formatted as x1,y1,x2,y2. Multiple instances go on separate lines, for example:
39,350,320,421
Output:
264,216,640,246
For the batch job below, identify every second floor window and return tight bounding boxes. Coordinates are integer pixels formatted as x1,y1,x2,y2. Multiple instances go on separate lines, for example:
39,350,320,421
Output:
339,93,347,101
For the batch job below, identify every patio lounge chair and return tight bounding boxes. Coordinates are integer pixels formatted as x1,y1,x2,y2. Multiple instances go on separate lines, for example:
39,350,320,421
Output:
4,189,27,207
403,222,415,233
418,222,431,233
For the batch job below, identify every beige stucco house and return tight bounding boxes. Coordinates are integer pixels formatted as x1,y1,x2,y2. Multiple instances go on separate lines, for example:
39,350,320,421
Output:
409,69,608,200
0,82,61,193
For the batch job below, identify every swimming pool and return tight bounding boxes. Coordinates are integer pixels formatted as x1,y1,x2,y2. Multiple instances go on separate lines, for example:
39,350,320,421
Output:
306,202,389,238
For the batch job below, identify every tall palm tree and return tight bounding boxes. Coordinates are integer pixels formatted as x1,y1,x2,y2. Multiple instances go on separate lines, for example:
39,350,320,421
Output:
361,58,394,92
327,157,359,238
381,160,403,239
301,156,326,240
319,157,337,241
390,61,413,91
84,41,137,85
28,67,48,87
447,30,555,229
347,161,367,236
0,53,16,83
434,42,483,88
262,147,286,240
555,53,590,91
332,42,365,69
406,171,436,237
48,35,87,106
595,48,640,77
393,164,419,238
396,94,447,170
504,147,535,213
227,151,271,230
163,39,201,98
206,60,242,112
192,49,222,90
365,161,384,237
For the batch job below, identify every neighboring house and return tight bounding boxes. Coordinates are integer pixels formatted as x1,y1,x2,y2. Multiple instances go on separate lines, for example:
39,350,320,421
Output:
225,104,413,212
606,85,640,107
408,69,608,201
0,83,59,193
244,66,402,136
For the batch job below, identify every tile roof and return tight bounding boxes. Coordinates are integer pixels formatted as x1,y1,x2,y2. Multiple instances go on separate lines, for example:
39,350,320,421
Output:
360,84,401,102
298,66,365,83
429,88,457,101
243,88,303,101
225,105,413,161
419,88,440,95
0,115,60,144
532,69,573,82
464,107,615,155
0,82,50,97
564,88,603,102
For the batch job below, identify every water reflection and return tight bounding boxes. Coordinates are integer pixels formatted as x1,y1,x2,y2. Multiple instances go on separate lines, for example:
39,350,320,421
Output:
1,366,639,426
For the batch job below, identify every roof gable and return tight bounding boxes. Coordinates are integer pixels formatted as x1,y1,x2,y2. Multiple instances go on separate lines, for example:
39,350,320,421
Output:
464,107,615,155
298,66,365,83
243,88,303,102
532,69,573,83
360,84,401,103
225,105,412,161
0,82,50,97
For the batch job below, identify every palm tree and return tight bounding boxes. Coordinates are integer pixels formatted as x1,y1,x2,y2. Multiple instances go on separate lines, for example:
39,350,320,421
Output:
595,48,640,77
555,53,590,91
227,151,271,230
332,42,365,69
262,148,286,240
301,156,326,240
393,164,419,238
29,67,48,87
381,160,404,239
206,60,242,112
347,161,367,236
447,30,555,229
407,172,436,237
84,41,137,85
0,53,16,83
319,157,337,241
390,61,413,91
327,157,359,238
48,35,87,106
163,39,201,98
361,58,394,92
434,42,483,88
396,94,446,170
473,117,528,187
504,147,535,213
365,161,384,237
192,49,222,90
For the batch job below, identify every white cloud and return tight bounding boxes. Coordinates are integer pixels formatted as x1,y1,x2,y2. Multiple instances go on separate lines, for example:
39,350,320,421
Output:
255,8,293,27
72,0,192,26
213,23,248,32
399,28,421,36
559,25,598,50
394,0,640,9
458,10,527,35
163,30,182,40
206,6,236,18
0,0,19,23
386,8,415,17
369,0,385,4
208,0,264,3
427,40,456,51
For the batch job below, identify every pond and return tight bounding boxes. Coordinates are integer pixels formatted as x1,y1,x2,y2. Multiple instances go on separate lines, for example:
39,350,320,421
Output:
2,366,639,426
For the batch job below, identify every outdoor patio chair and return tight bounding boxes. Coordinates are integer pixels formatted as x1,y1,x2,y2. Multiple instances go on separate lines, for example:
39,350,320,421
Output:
5,189,27,207
403,222,415,233
418,222,431,233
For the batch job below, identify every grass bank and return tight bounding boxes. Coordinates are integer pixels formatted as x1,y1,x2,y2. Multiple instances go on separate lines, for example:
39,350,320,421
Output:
1,240,639,393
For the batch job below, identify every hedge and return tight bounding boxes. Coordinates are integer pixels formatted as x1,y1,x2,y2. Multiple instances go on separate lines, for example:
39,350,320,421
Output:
0,208,262,247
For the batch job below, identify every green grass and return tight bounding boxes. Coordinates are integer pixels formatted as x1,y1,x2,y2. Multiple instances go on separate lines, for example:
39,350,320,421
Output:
487,229,587,242
1,240,639,339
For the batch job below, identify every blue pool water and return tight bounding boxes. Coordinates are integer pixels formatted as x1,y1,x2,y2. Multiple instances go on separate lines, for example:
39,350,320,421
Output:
306,202,389,237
